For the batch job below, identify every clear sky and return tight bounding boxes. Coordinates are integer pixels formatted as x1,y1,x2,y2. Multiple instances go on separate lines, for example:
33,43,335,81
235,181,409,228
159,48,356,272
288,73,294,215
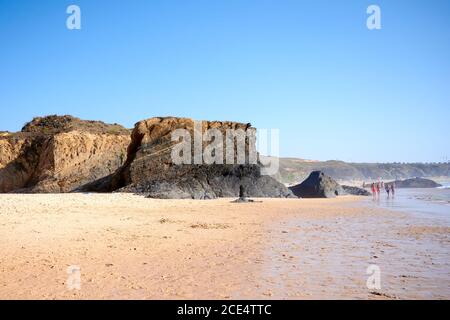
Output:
0,0,449,163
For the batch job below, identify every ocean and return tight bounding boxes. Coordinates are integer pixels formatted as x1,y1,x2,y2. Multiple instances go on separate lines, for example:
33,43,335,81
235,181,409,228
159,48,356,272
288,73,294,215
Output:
365,184,450,224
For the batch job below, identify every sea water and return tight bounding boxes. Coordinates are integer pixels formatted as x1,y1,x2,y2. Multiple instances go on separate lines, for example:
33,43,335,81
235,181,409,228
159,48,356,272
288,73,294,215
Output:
366,184,450,224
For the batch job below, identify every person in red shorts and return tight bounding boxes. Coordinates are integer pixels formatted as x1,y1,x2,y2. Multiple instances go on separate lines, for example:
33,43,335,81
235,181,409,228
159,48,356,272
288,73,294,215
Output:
371,183,376,200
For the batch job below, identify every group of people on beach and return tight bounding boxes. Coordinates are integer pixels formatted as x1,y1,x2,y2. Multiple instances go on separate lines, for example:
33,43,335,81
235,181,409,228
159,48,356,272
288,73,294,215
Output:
365,181,396,199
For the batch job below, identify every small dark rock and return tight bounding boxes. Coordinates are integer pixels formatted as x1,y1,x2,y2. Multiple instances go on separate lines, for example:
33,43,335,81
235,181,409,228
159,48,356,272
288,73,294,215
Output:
342,185,371,196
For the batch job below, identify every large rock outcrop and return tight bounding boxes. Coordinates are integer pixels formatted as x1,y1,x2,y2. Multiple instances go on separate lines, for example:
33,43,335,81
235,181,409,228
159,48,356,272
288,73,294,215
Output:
289,171,344,198
0,115,130,193
81,117,294,199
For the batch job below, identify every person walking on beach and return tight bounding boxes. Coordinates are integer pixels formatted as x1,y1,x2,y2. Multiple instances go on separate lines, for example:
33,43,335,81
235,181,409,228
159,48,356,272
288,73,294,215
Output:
376,182,381,198
385,184,390,198
391,182,395,197
371,183,376,200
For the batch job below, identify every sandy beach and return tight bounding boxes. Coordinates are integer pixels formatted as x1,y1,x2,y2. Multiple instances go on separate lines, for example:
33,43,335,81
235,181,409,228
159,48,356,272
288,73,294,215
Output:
0,194,448,300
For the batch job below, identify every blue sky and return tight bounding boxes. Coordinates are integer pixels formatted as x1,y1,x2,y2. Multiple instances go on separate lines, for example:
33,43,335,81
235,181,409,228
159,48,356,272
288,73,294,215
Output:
0,0,449,162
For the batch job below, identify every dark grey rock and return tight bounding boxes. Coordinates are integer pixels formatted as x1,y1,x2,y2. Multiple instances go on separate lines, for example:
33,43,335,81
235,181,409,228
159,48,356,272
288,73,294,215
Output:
342,185,371,196
389,177,442,189
122,164,294,199
289,171,344,198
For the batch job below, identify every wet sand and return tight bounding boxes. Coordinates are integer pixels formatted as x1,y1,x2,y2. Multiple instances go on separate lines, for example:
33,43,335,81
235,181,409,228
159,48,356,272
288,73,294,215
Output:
0,194,448,300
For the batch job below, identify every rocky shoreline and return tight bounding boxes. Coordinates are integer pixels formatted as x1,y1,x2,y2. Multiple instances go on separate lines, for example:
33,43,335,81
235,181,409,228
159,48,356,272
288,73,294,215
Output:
1,115,293,199
1,115,446,198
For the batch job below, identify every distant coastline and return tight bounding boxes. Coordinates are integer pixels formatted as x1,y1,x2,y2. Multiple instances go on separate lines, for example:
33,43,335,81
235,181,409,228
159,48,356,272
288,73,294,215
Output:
270,157,450,186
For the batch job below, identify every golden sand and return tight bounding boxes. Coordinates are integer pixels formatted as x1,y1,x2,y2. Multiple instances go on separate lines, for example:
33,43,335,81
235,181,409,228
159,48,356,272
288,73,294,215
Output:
0,194,448,299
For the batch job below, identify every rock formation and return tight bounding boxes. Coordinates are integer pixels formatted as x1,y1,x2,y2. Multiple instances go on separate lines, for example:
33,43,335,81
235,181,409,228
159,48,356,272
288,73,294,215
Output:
389,177,442,189
0,115,130,193
81,117,294,199
289,171,344,198
342,185,371,196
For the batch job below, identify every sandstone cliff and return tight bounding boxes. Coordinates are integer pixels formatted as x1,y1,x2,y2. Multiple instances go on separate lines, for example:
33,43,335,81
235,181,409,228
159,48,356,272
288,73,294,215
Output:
0,116,130,193
81,117,294,199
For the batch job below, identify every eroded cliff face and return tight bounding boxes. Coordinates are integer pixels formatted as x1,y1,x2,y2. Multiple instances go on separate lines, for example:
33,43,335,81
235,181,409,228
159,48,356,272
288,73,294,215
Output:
0,133,40,192
29,132,130,192
0,116,130,193
0,134,25,168
83,117,294,199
